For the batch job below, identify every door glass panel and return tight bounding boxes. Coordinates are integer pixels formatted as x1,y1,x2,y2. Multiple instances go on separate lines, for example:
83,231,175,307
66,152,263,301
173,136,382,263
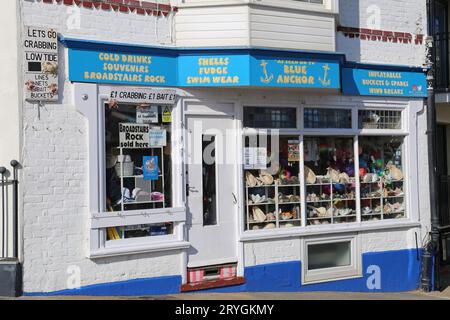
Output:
308,241,351,270
202,135,217,226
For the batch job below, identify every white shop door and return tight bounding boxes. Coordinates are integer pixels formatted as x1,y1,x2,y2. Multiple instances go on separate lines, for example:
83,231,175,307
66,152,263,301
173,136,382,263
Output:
186,115,238,268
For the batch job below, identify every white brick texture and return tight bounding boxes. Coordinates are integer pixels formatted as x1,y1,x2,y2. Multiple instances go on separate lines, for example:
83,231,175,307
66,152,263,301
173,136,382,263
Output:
338,0,427,66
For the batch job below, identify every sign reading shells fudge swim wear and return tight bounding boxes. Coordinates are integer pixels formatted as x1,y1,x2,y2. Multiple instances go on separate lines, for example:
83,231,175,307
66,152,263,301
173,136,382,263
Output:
178,54,250,86
23,26,59,101
342,68,427,97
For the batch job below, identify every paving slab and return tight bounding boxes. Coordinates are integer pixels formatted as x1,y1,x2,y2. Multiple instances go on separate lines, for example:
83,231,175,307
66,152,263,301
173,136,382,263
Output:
1,290,449,300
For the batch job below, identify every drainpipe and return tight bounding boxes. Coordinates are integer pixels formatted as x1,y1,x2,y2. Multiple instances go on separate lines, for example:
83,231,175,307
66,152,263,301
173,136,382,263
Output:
422,0,441,292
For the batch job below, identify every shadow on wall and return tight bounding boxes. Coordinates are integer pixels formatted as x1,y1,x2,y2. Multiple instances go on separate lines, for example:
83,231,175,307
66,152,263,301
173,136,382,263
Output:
337,0,361,63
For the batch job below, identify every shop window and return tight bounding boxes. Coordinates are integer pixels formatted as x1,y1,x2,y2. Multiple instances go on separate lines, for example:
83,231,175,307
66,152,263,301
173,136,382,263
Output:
106,223,174,241
202,135,217,226
359,136,406,221
358,110,402,129
243,107,297,129
104,102,172,214
304,137,357,225
304,108,352,129
244,134,302,230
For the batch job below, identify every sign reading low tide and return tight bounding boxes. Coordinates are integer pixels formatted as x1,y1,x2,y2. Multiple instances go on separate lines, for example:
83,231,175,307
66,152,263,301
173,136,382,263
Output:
342,68,427,97
69,49,177,86
24,26,59,101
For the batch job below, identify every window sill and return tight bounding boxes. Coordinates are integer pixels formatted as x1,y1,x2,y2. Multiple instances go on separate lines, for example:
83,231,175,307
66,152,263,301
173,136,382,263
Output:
89,240,190,259
239,219,421,242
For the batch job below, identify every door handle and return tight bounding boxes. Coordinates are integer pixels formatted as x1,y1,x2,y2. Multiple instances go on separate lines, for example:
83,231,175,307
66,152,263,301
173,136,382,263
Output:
232,192,238,204
186,184,199,197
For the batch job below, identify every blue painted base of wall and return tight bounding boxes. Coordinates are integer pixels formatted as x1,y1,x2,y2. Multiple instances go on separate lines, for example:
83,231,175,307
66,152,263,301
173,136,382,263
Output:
24,249,422,296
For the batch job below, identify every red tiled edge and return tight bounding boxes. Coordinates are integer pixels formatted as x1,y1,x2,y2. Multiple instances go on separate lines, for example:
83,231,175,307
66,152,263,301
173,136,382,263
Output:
337,25,424,45
41,0,177,15
180,277,246,293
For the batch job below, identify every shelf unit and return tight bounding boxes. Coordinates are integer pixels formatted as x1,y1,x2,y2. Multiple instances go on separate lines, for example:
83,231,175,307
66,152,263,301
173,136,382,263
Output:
116,146,166,211
305,178,357,226
245,182,302,230
360,179,405,222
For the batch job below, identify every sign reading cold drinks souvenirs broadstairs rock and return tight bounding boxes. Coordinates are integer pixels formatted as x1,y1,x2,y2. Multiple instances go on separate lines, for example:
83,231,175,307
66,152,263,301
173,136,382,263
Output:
23,26,59,101
342,68,427,97
68,48,177,86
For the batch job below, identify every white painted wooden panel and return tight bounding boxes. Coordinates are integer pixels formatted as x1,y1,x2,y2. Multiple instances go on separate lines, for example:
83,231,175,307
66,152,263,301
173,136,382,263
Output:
249,6,336,51
175,6,250,47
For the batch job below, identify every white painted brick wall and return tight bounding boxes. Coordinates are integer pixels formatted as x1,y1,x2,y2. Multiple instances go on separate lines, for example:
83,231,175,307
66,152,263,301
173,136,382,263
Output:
338,0,427,66
21,0,175,46
20,1,181,293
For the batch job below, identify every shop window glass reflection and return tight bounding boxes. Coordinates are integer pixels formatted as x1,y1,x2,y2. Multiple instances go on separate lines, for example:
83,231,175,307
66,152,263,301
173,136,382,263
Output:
304,137,357,225
243,135,301,230
359,136,405,221
104,102,173,240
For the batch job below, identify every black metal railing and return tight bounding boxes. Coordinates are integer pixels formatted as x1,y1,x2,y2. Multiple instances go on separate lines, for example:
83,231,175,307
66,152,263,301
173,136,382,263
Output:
0,160,20,260
434,32,450,91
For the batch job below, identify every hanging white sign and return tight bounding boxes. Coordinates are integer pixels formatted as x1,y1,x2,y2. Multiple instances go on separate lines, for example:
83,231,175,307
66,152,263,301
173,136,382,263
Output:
109,87,177,104
136,105,159,124
244,147,267,170
23,26,59,101
149,129,167,147
119,123,150,148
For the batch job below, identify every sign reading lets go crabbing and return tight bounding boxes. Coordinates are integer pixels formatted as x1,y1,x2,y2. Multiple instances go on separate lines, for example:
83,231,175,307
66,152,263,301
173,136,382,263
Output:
23,26,59,101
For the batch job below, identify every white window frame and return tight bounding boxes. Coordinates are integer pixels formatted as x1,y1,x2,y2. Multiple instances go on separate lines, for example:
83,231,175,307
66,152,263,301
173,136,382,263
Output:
239,101,421,241
74,83,189,258
302,233,362,284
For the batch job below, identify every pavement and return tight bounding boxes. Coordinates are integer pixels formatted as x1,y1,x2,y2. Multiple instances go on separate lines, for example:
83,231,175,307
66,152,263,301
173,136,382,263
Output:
4,288,450,300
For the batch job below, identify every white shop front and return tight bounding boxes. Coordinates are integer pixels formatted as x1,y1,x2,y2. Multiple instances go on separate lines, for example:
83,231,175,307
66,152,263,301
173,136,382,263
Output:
64,38,427,294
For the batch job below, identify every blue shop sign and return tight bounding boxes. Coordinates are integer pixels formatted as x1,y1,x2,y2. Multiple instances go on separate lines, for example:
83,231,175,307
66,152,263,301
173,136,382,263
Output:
178,54,250,86
68,48,178,86
342,68,427,98
249,55,340,89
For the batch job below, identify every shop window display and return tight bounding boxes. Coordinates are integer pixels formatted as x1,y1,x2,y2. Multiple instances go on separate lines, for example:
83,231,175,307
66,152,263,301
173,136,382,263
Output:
304,137,357,225
358,136,405,221
244,135,301,230
104,102,173,240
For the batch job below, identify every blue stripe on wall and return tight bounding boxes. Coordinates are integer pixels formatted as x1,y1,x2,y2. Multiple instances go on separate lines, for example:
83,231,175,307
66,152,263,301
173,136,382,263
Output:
24,275,182,297
24,249,422,296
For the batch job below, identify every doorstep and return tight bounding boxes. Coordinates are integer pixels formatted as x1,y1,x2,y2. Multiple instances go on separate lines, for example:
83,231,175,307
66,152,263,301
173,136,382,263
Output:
180,277,246,293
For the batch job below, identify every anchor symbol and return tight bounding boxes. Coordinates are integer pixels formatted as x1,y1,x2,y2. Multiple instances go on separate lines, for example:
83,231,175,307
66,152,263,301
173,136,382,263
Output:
260,60,274,84
318,64,331,87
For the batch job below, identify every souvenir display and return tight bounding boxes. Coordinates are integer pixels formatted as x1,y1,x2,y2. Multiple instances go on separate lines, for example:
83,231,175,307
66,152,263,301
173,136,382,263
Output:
244,136,302,230
359,136,405,221
104,103,172,241
243,135,406,230
304,137,356,225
